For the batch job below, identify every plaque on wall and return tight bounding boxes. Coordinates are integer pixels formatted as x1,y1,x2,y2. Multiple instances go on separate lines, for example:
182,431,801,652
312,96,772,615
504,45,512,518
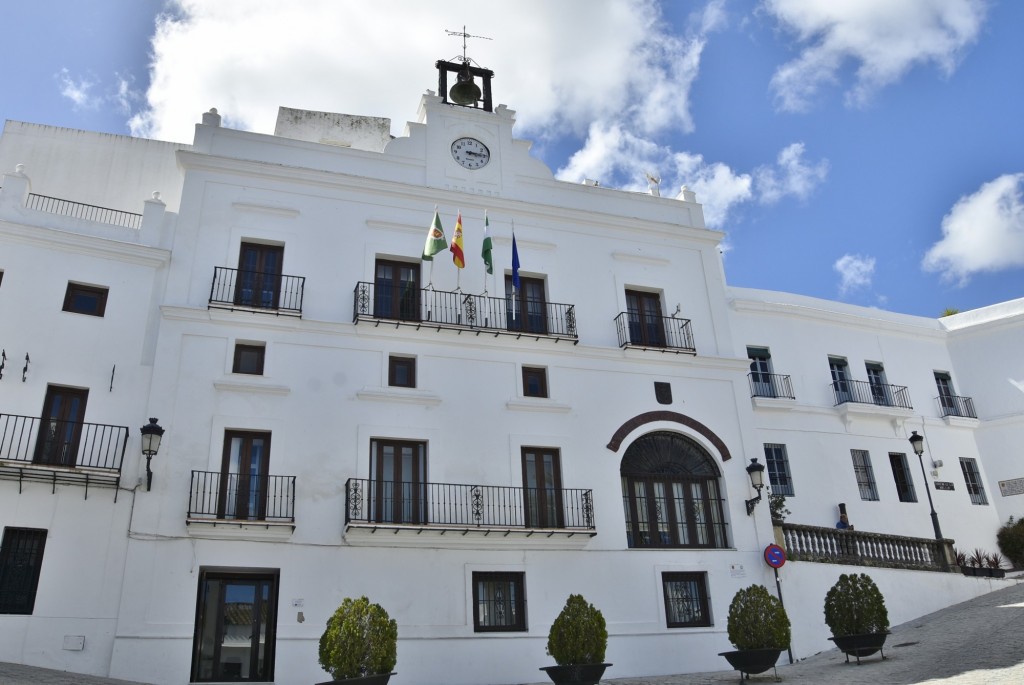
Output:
933,481,955,491
999,478,1024,497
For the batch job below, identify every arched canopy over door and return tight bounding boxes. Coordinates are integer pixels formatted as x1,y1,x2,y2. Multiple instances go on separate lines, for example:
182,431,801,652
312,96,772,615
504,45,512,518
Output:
620,431,728,549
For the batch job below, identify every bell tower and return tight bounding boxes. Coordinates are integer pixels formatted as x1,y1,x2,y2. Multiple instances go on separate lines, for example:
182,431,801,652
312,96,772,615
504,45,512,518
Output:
436,27,494,112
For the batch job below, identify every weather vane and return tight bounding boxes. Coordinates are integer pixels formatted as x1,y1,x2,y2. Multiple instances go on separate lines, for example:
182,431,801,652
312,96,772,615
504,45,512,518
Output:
445,25,492,67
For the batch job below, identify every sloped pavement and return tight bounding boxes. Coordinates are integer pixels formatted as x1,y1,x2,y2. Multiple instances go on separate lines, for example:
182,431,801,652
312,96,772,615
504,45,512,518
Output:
2,581,1023,685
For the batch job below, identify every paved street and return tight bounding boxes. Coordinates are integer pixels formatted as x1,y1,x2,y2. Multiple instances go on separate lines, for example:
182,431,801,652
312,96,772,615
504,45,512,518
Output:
2,582,1022,685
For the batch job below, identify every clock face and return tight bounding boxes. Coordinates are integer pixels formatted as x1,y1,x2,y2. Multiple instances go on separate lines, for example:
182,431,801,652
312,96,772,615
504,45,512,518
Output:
451,137,490,169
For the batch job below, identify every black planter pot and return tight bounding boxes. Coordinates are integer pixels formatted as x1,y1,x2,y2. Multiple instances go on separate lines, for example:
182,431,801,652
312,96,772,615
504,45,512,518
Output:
718,648,782,679
829,632,889,664
316,673,395,685
962,566,982,577
540,662,611,685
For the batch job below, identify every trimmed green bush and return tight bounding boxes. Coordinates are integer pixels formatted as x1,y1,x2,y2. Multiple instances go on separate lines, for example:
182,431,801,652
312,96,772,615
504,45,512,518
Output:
997,516,1024,567
823,573,889,637
726,584,791,651
318,596,398,680
546,594,608,666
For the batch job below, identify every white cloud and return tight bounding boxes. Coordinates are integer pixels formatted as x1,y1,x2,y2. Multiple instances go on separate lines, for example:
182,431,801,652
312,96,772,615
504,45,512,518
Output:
554,122,752,229
57,69,99,110
763,0,988,111
922,173,1024,285
754,142,829,204
129,0,715,143
834,253,875,294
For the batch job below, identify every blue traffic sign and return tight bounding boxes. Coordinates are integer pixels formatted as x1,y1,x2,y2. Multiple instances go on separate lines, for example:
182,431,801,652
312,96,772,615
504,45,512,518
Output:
764,544,786,568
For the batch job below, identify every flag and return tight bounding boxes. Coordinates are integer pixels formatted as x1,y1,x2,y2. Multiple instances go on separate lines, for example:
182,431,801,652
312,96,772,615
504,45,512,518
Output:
511,232,520,289
450,211,465,268
481,211,493,274
422,209,447,261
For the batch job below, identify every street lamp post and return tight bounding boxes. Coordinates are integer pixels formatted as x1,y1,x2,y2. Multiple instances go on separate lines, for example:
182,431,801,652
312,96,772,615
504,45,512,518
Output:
909,431,943,541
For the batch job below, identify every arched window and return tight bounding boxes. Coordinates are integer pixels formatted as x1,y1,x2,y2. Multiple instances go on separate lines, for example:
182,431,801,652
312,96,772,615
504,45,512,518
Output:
620,431,728,548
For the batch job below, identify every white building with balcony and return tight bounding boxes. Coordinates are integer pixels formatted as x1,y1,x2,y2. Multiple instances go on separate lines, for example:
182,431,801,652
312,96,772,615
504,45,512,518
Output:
0,60,1021,685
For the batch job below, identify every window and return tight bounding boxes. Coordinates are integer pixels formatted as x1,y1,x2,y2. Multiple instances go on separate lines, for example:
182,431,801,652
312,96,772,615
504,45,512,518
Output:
505,275,547,334
620,432,728,549
829,357,851,404
220,431,271,520
374,259,420,321
851,450,879,501
522,448,563,528
388,356,416,388
625,289,665,347
522,366,548,398
233,343,265,375
35,385,89,467
763,444,794,496
472,572,526,632
889,452,917,503
235,242,283,309
960,458,988,505
748,347,775,397
866,362,890,405
370,439,426,524
662,572,711,628
191,568,278,682
62,282,108,316
0,528,47,615
934,372,964,417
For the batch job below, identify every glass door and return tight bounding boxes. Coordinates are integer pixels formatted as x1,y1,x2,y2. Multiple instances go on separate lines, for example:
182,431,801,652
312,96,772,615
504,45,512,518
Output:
219,431,271,520
192,571,277,682
34,386,88,466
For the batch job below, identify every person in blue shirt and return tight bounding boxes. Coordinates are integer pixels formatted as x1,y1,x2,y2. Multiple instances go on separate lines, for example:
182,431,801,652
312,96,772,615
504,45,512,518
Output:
836,513,853,530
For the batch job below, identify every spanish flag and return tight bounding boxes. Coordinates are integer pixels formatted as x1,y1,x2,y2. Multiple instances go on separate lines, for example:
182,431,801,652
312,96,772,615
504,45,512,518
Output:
450,211,465,268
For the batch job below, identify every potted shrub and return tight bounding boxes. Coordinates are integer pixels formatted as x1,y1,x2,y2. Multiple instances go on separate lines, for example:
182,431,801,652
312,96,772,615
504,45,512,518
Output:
719,584,790,680
987,552,1007,578
541,594,611,685
997,516,1024,568
823,573,889,664
317,596,398,685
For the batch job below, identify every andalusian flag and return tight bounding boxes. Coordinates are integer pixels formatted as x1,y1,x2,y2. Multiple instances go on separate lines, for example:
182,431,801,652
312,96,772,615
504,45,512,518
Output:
422,209,447,261
480,211,493,274
450,211,465,268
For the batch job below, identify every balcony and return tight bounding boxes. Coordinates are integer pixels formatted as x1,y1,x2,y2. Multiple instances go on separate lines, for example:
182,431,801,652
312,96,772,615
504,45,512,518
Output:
209,267,305,316
748,373,795,399
936,395,977,420
352,282,578,343
187,470,296,535
614,312,695,353
0,413,128,497
26,192,142,229
779,522,957,573
830,379,912,409
344,478,595,542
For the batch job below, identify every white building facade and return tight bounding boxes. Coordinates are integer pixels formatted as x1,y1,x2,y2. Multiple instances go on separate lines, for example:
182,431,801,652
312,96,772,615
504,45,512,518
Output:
1,65,1022,685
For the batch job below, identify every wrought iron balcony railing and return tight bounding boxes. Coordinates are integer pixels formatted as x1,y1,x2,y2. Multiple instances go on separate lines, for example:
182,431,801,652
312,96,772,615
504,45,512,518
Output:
345,478,595,533
614,312,695,353
188,470,296,523
26,193,142,229
936,395,977,419
209,267,305,316
748,373,795,399
352,282,578,342
830,379,912,410
0,413,128,471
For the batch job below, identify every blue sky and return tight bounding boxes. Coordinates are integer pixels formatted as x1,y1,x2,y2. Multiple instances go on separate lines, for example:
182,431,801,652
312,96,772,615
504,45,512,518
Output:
2,0,1021,317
